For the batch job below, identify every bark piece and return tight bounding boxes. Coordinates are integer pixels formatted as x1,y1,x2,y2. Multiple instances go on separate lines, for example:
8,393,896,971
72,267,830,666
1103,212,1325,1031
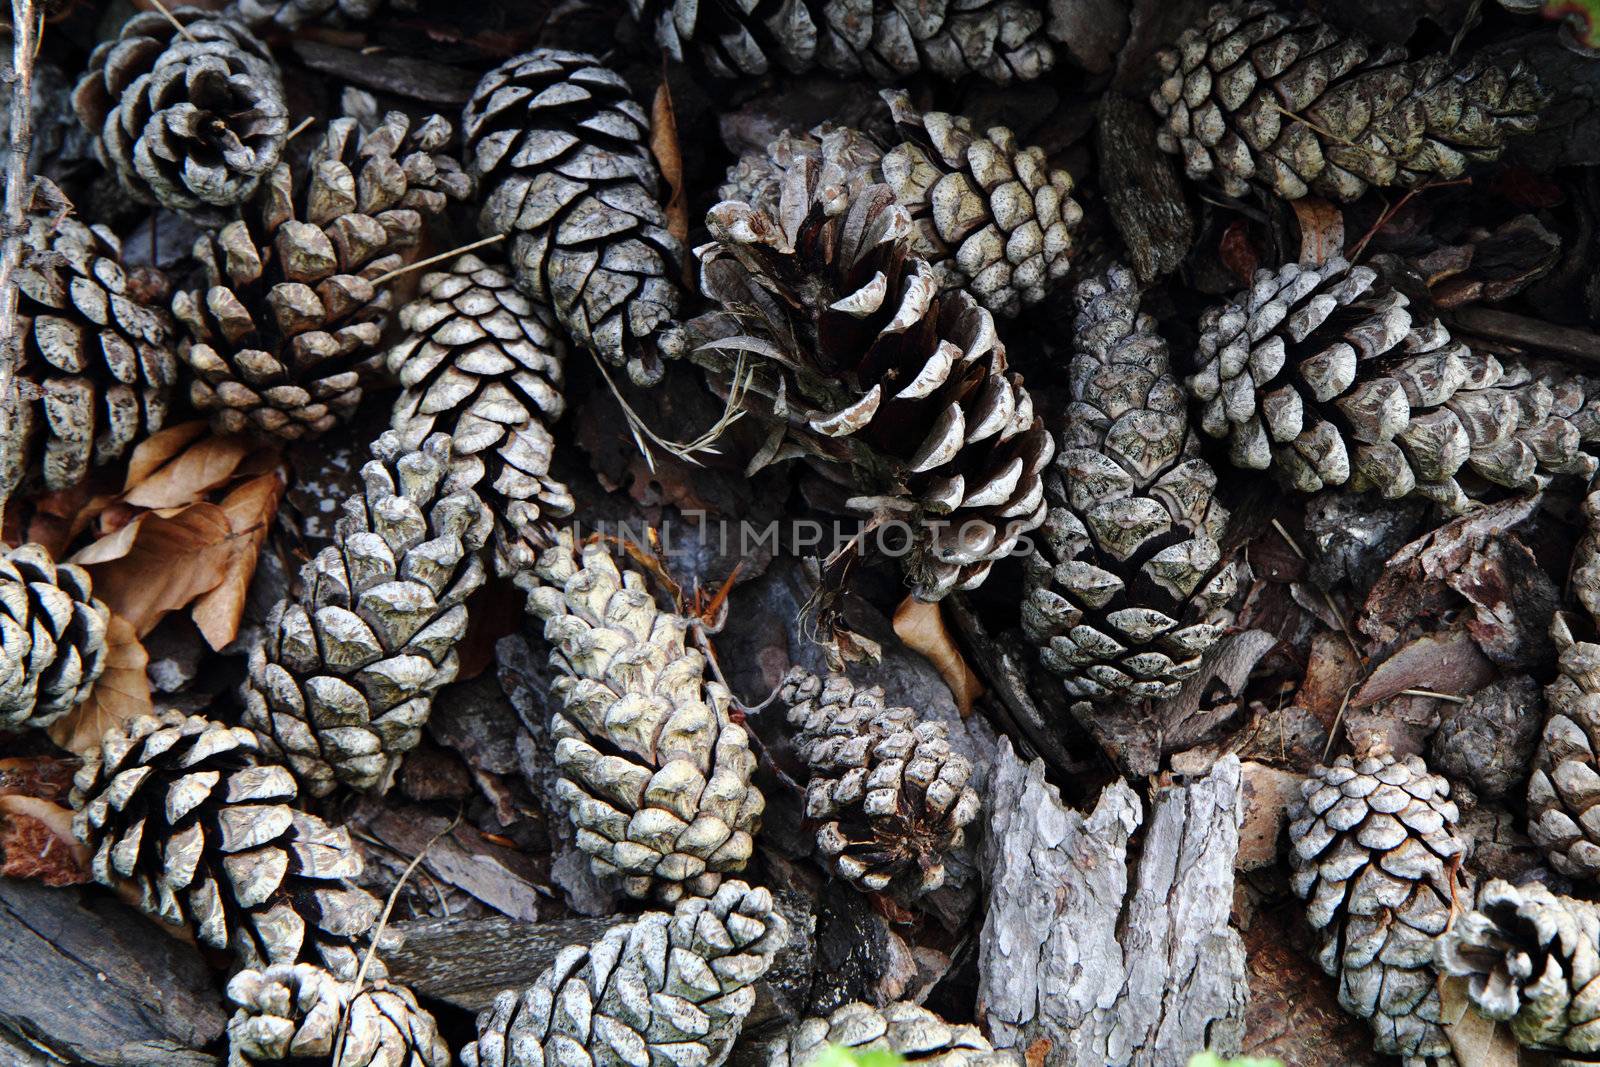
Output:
977,739,1247,1064
1096,94,1192,282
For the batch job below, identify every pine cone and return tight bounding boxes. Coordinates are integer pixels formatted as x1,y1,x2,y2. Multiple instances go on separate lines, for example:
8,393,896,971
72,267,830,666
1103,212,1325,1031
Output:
768,1001,1022,1067
780,668,979,898
1527,614,1600,881
226,963,449,1067
720,90,1081,318
7,177,177,494
629,0,1053,84
461,881,788,1067
227,0,403,30
172,109,471,442
72,8,288,215
1150,1,1544,202
387,253,572,577
1189,256,1600,510
71,711,383,977
463,50,681,388
1022,265,1240,711
518,531,763,902
682,175,1053,601
0,543,110,731
1286,752,1468,1063
1437,878,1600,1058
243,430,491,797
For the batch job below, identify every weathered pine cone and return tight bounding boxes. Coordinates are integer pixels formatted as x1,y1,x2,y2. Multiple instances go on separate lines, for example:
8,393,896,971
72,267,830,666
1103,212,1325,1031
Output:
720,90,1081,318
780,668,980,898
1575,483,1600,629
462,881,788,1067
243,430,491,797
1189,256,1600,510
463,50,681,387
629,0,1053,84
768,1001,1022,1067
1286,752,1468,1063
1150,1,1544,201
72,8,288,215
0,543,110,731
518,531,763,902
387,253,572,577
172,109,471,442
227,0,404,30
71,711,383,978
1528,614,1600,881
6,177,177,495
1023,265,1240,712
1436,878,1600,1058
226,963,449,1067
681,174,1053,601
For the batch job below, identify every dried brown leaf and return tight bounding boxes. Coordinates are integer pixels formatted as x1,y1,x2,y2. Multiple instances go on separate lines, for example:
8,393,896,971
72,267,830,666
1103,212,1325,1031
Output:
651,78,688,249
46,613,153,756
892,595,982,716
1219,219,1259,283
0,756,77,802
72,506,234,636
1441,979,1519,1067
1353,631,1497,708
1291,197,1345,265
121,420,210,488
122,433,254,510
0,795,91,885
190,471,285,650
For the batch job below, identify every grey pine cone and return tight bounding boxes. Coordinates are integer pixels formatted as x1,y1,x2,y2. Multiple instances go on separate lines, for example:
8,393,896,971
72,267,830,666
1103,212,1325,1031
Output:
768,1001,1022,1067
780,668,980,898
1023,265,1240,711
1189,256,1600,510
227,0,406,31
684,171,1053,601
71,711,383,977
0,543,110,731
1436,878,1600,1058
629,0,1053,84
463,50,682,388
7,177,177,495
517,530,763,902
462,881,788,1067
172,109,471,442
72,8,288,215
720,90,1081,318
226,963,449,1067
1286,752,1468,1063
244,430,491,797
1150,1,1544,202
387,253,572,577
1528,614,1600,881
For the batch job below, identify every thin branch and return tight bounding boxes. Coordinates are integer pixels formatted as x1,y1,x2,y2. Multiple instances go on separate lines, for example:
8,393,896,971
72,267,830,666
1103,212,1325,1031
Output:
368,232,506,287
285,115,316,141
0,0,41,527
142,0,197,42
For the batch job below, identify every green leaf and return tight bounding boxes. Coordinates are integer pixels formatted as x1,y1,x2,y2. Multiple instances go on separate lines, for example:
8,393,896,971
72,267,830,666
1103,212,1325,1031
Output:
809,1047,906,1067
1187,1054,1285,1067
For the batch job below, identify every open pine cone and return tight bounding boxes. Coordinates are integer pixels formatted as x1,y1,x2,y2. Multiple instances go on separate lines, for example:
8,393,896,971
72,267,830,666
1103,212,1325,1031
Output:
1528,613,1600,881
1151,1,1544,201
172,109,471,442
226,963,449,1067
769,1001,1022,1067
73,8,288,215
0,543,110,732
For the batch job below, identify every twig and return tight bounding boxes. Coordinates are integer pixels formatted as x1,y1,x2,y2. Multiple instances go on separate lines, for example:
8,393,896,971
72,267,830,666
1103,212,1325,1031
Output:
285,115,316,142
1452,305,1600,368
143,0,198,42
0,0,40,526
1349,179,1471,261
1398,688,1468,704
368,232,506,287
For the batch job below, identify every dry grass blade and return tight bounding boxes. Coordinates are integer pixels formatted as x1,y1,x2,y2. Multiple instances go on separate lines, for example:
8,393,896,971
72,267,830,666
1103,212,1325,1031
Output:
590,347,750,473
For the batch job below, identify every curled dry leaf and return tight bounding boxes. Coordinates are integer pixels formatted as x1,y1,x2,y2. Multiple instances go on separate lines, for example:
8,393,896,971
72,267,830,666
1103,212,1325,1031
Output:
892,595,983,716
46,613,153,757
121,432,255,510
120,421,211,490
651,78,688,250
190,472,286,650
1291,197,1345,266
0,795,92,886
0,756,77,802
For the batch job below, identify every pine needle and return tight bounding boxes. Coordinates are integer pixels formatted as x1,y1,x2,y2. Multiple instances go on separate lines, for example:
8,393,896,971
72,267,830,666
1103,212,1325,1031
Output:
589,346,751,472
369,233,507,287
143,0,198,42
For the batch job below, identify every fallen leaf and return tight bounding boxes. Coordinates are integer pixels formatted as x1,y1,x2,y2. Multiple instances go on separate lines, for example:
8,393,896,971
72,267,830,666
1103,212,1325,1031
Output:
46,613,153,756
892,595,983,716
651,77,688,250
72,504,235,636
0,795,91,885
1292,197,1345,265
121,420,211,489
190,471,286,650
1441,979,1520,1067
1353,631,1497,708
1219,219,1259,283
0,756,77,802
455,579,524,681
122,433,254,510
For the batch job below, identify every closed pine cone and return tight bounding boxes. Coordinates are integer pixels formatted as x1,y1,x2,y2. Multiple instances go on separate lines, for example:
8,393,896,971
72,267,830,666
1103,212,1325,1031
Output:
1528,614,1600,881
1023,265,1240,712
629,0,1053,84
243,431,491,797
7,177,177,495
780,668,980,898
768,1001,1022,1067
720,90,1080,318
71,711,384,978
462,881,788,1067
1189,256,1600,510
226,963,449,1067
387,253,572,576
1287,752,1468,1064
0,543,110,731
172,110,471,442
517,530,763,902
72,8,288,215
681,173,1053,601
1150,1,1543,202
463,50,681,387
